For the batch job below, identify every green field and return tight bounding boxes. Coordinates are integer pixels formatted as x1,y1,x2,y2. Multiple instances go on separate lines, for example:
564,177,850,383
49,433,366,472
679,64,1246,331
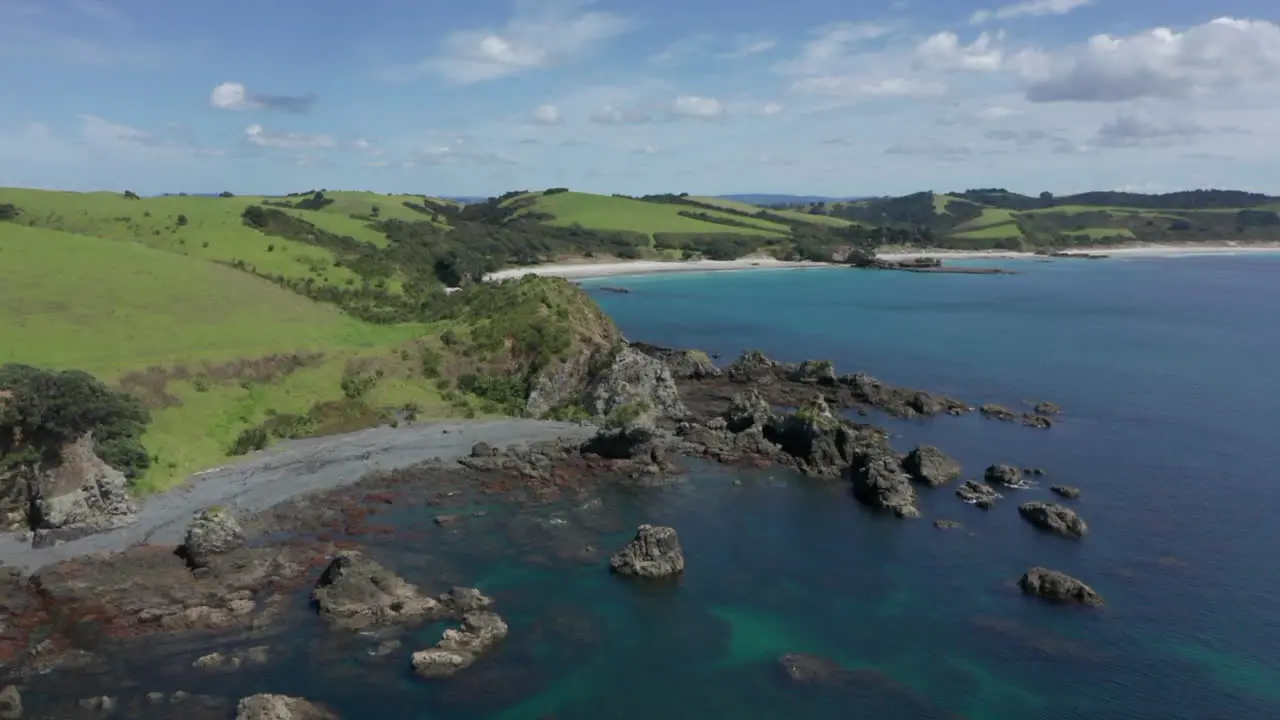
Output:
527,191,790,237
0,222,450,492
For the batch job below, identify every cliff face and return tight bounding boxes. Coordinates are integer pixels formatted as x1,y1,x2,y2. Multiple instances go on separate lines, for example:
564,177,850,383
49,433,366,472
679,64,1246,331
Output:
0,433,137,538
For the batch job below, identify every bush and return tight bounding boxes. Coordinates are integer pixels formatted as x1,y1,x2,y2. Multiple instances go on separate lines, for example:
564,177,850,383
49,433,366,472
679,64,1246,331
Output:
176,214,188,227
0,203,20,221
123,190,140,200
219,191,235,198
0,364,151,479
457,372,528,414
340,370,379,400
228,426,269,456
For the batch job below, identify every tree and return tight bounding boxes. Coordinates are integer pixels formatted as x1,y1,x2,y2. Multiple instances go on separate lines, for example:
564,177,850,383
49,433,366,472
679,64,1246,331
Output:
176,214,189,227
123,190,140,200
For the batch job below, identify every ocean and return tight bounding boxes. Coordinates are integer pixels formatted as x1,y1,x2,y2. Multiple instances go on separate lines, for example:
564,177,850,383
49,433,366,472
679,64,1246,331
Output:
29,254,1280,719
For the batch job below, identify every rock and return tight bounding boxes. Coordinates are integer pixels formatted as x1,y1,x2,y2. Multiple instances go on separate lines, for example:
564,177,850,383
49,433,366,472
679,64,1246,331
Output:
979,404,1018,421
27,433,137,538
411,611,510,678
840,373,967,419
664,349,720,380
725,350,780,383
786,360,837,385
235,693,337,720
470,442,497,457
764,396,861,477
901,445,962,487
850,444,918,518
433,514,461,526
778,653,845,684
311,551,444,628
723,389,776,432
1018,501,1088,538
180,506,246,569
1022,414,1053,429
1019,567,1103,605
956,480,1000,509
609,524,685,578
1050,485,1081,499
78,696,116,712
0,685,21,720
439,587,494,614
933,520,963,530
1033,401,1061,415
584,345,687,420
984,464,1025,488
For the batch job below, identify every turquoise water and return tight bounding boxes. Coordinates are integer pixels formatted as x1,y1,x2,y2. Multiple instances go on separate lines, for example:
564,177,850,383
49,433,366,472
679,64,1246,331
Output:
33,255,1280,718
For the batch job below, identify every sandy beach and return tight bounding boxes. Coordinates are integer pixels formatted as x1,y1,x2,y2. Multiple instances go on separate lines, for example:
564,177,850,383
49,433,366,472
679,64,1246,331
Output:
484,244,1280,281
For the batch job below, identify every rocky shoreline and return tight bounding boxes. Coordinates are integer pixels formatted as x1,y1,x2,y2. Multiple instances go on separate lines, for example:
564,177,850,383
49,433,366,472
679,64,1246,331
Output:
0,345,1093,717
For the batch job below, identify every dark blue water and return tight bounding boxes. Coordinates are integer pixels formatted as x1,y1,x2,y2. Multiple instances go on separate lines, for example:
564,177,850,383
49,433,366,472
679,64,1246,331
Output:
36,255,1280,719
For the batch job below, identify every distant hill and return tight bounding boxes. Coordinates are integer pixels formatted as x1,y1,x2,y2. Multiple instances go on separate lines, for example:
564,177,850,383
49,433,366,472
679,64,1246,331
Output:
716,193,855,205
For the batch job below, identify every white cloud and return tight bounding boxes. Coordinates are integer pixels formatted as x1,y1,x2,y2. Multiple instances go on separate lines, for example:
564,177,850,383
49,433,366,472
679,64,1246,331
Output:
977,104,1021,120
719,36,777,59
530,103,563,125
671,95,725,120
792,76,945,99
915,31,1004,72
419,5,631,84
591,104,652,125
775,22,893,76
1090,113,1212,148
970,0,1091,25
759,101,784,116
209,82,315,113
1021,17,1280,102
353,138,384,156
243,124,335,149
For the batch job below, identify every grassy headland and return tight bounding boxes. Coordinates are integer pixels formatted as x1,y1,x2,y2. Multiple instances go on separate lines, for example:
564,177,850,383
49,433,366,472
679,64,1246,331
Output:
3,183,1279,494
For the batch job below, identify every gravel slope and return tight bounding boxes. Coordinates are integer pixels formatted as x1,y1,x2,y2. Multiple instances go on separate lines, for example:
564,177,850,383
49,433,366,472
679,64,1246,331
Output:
0,420,597,573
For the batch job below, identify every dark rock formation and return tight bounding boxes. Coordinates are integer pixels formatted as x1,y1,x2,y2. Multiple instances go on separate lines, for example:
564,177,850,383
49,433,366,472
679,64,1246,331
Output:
850,439,919,518
1019,567,1103,605
1033,401,1061,415
841,372,968,418
180,506,246,569
765,396,861,477
609,524,685,578
933,520,963,530
723,388,776,433
956,480,1000,509
470,442,497,457
585,345,687,420
1018,501,1088,538
439,586,494,614
787,360,837,385
1050,485,1081,499
1,433,139,540
631,342,720,380
411,611,510,678
979,404,1018,421
235,694,338,720
984,464,1026,488
902,445,962,486
311,551,445,628
0,685,21,720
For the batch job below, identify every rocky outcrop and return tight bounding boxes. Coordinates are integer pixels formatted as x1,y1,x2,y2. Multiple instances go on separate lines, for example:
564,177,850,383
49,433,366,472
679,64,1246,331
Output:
411,611,509,678
20,434,138,541
1018,502,1088,538
723,389,776,432
787,360,837,385
1033,401,1061,415
311,551,444,628
180,506,246,569
726,350,781,384
840,372,968,419
850,440,919,518
192,645,270,672
984,464,1027,488
585,345,687,420
609,524,685,578
0,685,21,720
1019,567,1103,606
901,445,962,486
1050,485,1081,499
956,480,1000,509
235,694,337,720
631,343,720,380
764,396,861,477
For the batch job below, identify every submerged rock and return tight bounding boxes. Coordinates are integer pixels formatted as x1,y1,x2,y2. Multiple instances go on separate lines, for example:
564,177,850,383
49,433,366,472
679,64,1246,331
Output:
1033,401,1061,416
933,520,963,530
979,404,1018,421
0,685,21,720
1019,567,1103,606
311,551,444,628
180,506,246,569
956,480,1000,509
1018,501,1088,538
235,693,337,720
1050,485,1081,499
411,611,510,678
609,524,685,578
901,445,962,487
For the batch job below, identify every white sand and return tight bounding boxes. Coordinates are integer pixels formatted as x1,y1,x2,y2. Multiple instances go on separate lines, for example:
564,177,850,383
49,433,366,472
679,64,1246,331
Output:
484,244,1280,281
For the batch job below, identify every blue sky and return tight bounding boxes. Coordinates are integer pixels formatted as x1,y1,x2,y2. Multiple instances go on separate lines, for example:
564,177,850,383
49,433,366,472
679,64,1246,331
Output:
1,0,1278,197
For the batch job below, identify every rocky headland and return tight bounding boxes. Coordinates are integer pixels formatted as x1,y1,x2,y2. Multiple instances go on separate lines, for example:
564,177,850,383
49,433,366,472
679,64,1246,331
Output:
0,341,1075,715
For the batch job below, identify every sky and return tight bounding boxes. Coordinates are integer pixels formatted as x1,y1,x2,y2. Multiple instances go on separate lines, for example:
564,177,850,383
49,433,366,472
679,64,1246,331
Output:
1,0,1278,197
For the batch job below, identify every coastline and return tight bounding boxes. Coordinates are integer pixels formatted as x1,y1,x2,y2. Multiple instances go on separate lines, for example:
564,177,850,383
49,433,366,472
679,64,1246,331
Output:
484,244,1280,281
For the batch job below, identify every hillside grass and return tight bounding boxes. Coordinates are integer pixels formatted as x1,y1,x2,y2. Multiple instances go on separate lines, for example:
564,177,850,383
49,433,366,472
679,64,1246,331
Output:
955,207,1016,231
0,187,361,287
527,191,790,237
950,223,1024,240
0,222,461,492
688,195,857,228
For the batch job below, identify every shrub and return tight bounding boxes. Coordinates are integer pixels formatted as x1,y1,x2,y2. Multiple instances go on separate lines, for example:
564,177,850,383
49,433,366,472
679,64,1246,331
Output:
123,190,140,200
0,204,18,221
219,191,235,198
176,214,188,227
0,364,151,479
340,369,379,400
228,426,269,456
457,372,527,414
